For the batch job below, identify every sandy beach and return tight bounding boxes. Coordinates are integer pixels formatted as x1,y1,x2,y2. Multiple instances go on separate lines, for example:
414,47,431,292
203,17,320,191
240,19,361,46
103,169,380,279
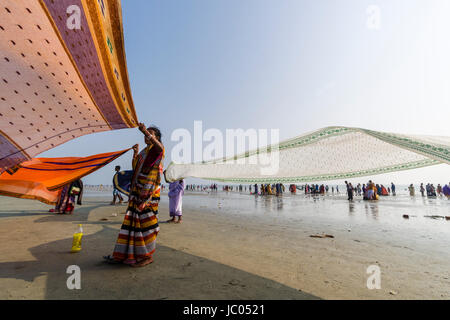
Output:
0,190,449,300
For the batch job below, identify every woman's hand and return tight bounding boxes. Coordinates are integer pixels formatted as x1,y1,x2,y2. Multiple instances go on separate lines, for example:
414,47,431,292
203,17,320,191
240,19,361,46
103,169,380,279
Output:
138,123,150,137
138,122,163,152
137,201,147,211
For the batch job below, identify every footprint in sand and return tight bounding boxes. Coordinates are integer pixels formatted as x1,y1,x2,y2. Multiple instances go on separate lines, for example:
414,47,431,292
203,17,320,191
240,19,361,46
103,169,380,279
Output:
228,279,246,288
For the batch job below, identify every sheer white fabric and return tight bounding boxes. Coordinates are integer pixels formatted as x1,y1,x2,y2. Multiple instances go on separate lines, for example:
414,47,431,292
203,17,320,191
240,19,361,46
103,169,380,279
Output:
165,127,450,183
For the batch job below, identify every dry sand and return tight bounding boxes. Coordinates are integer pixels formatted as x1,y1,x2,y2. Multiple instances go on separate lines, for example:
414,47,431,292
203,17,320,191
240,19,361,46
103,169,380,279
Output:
0,191,449,300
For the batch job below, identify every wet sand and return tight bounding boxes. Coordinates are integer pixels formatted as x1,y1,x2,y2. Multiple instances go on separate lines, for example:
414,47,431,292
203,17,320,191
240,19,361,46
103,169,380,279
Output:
0,191,449,299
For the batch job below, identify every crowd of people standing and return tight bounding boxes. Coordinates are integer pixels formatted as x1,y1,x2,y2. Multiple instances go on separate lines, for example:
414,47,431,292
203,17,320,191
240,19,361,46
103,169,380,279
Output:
175,181,450,200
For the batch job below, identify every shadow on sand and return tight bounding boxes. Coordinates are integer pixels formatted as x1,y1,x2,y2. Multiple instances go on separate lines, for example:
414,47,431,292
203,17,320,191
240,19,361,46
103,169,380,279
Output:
0,198,114,221
0,224,319,300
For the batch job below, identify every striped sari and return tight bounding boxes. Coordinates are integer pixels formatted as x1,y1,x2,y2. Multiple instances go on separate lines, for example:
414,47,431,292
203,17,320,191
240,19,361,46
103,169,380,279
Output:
112,144,164,264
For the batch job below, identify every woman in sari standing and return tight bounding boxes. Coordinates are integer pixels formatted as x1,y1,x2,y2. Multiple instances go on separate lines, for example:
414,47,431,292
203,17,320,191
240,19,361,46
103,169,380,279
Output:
443,183,450,199
167,179,185,223
50,179,83,214
104,123,164,267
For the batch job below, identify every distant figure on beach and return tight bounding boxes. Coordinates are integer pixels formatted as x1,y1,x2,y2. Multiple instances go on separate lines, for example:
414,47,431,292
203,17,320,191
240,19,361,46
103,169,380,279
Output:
426,183,437,197
104,123,164,268
289,184,296,194
437,184,442,196
391,182,396,196
420,183,425,197
111,166,124,205
443,183,450,199
356,183,361,196
168,179,184,223
50,179,83,214
364,180,378,200
319,184,325,194
408,184,415,196
345,181,353,201
276,183,283,196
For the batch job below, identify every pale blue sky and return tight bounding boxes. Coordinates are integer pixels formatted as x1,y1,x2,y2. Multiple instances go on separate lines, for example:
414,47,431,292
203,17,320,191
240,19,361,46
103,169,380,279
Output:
42,0,450,185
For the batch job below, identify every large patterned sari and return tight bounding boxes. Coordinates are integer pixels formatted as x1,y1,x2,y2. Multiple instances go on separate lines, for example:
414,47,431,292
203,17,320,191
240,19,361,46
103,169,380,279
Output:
112,144,164,264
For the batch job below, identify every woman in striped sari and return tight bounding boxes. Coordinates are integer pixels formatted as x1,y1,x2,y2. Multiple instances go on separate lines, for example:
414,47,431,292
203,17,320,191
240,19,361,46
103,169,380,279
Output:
104,123,164,267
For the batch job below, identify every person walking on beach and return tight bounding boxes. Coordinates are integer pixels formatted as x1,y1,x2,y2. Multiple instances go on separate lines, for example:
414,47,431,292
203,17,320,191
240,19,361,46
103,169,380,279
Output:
104,123,164,268
437,184,442,196
430,184,437,197
408,184,415,196
290,184,297,194
426,183,431,197
168,179,184,223
111,166,124,205
391,182,396,196
443,183,450,199
278,184,281,194
345,181,354,201
420,183,425,197
276,183,282,196
365,180,376,200
356,183,361,196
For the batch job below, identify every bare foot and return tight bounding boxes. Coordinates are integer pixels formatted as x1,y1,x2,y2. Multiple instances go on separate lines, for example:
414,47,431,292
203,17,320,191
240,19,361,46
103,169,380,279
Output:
130,257,153,267
167,218,176,223
176,218,182,224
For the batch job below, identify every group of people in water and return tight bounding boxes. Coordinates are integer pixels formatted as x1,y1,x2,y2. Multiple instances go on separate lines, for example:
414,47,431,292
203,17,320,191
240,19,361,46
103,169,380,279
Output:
411,183,449,197
252,183,286,196
345,181,450,201
180,180,450,202
344,180,392,201
185,184,218,192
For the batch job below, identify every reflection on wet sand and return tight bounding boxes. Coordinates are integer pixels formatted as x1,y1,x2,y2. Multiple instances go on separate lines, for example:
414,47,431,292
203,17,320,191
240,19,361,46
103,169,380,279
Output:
276,197,283,210
364,202,379,219
348,203,355,215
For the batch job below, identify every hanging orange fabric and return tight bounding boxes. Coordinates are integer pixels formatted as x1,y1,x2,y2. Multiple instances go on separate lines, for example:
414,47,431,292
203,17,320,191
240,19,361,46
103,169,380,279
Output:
0,1,138,174
0,149,130,204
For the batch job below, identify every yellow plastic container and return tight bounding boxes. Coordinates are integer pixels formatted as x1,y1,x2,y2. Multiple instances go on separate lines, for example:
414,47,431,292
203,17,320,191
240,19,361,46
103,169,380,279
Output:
71,224,83,253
